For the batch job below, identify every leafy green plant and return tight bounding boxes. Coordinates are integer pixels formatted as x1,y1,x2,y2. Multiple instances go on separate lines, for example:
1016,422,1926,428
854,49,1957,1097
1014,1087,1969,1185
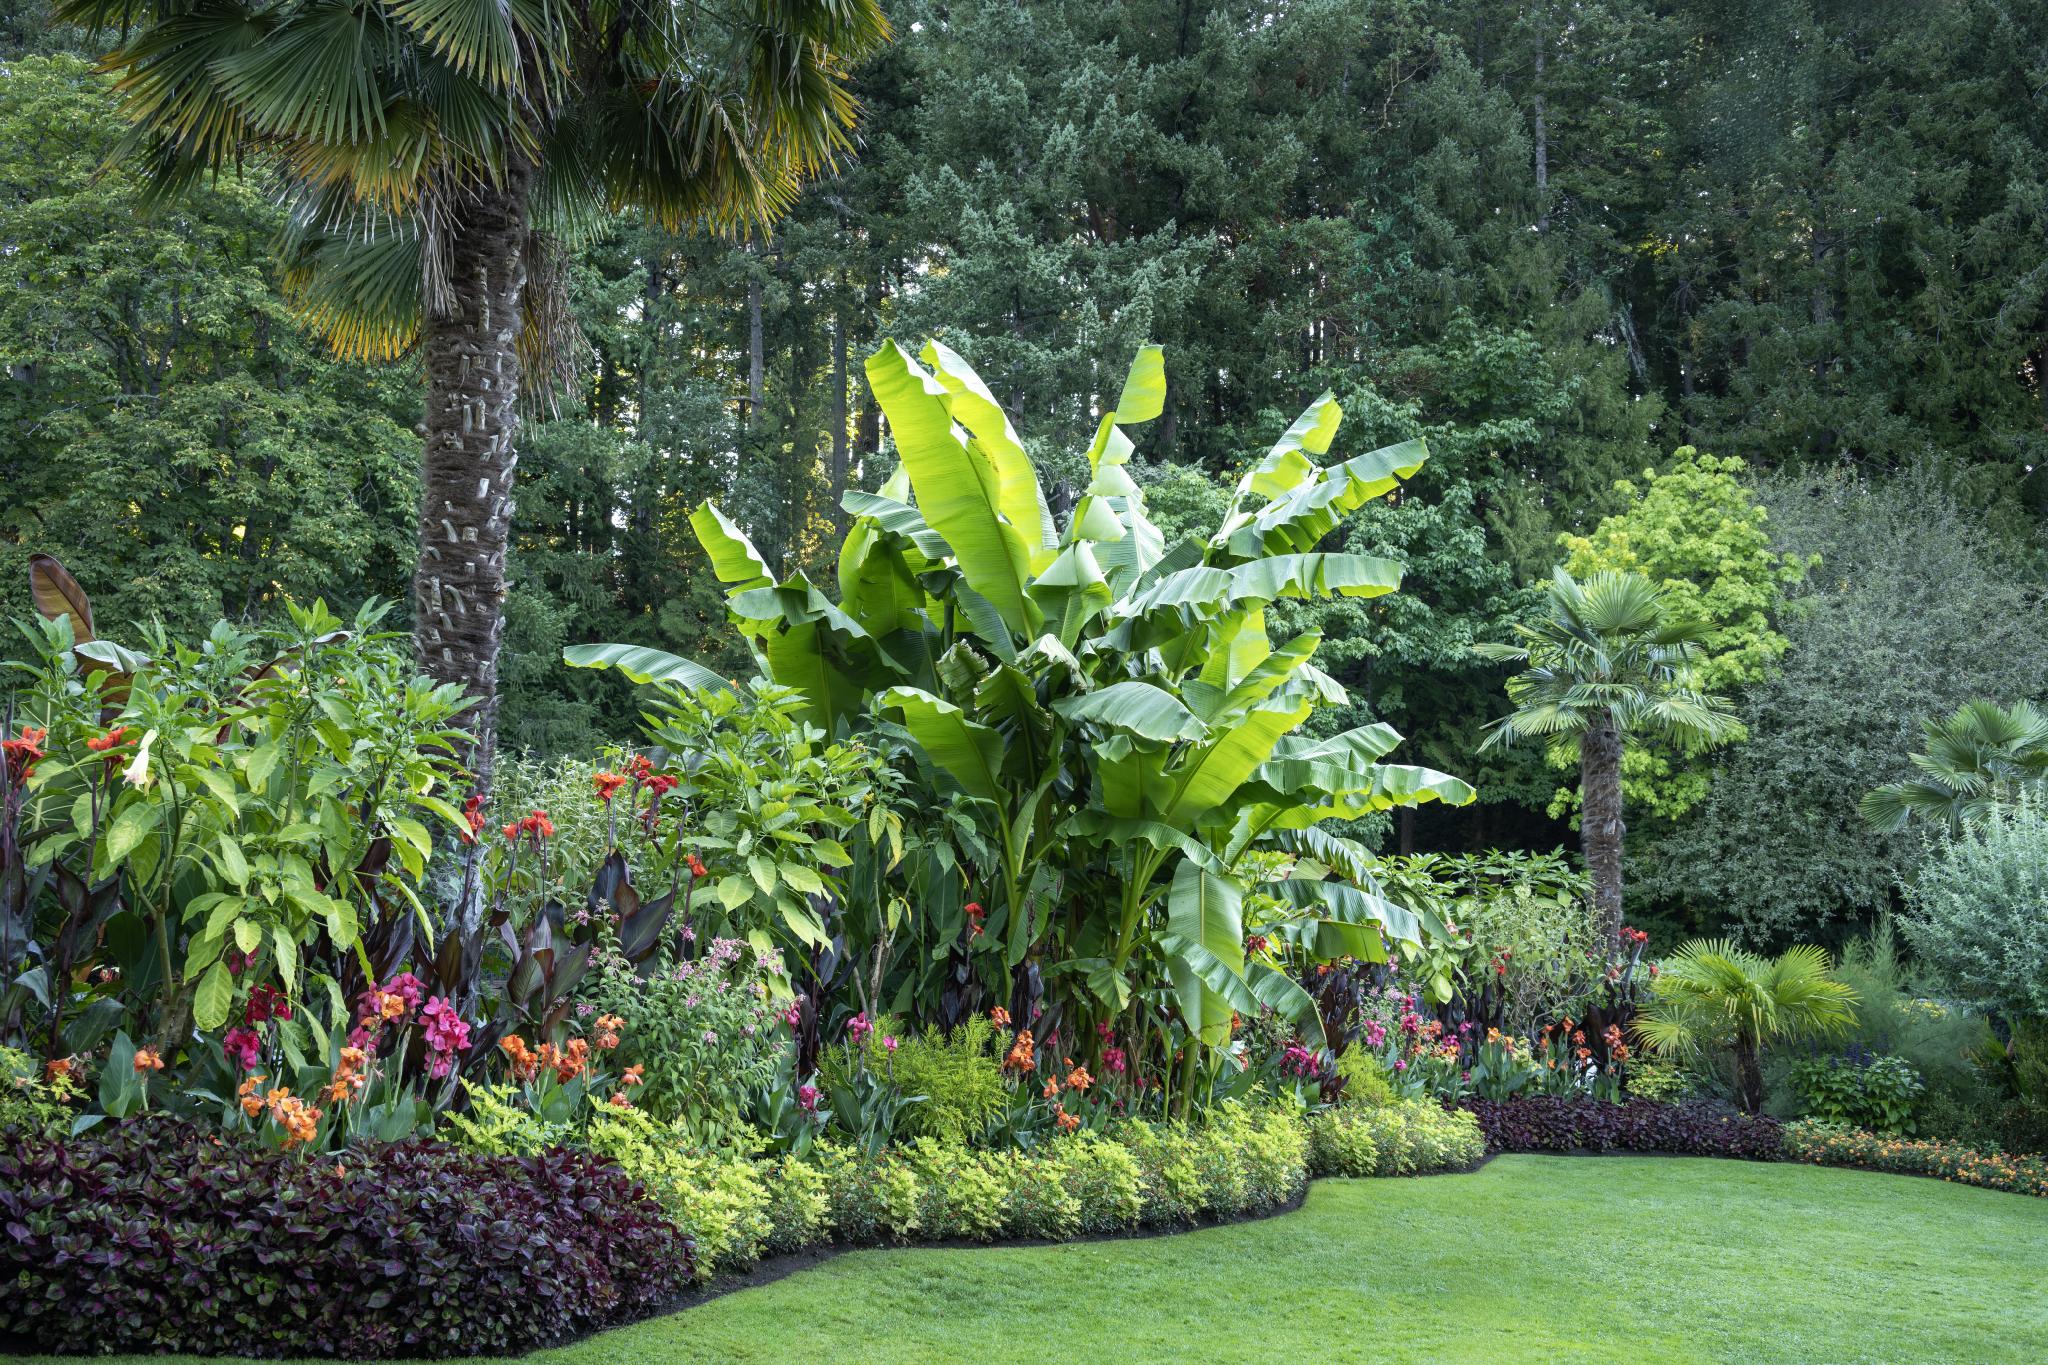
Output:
578,931,784,1141
1327,1098,1487,1175
1634,940,1859,1113
3,562,473,1105
573,341,1475,1087
1788,1053,1924,1134
837,1014,1007,1145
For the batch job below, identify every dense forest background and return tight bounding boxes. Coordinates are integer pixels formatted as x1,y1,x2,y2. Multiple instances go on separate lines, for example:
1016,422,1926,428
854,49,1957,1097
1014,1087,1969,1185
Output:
6,0,2048,945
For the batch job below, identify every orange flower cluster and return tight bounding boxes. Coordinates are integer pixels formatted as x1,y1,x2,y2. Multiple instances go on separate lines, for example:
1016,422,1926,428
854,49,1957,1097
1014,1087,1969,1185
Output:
593,1014,625,1050
1064,1065,1093,1092
500,1034,540,1081
1003,1028,1035,1072
498,1032,597,1083
132,1048,165,1073
1052,1104,1080,1133
43,1057,73,1083
1785,1122,2048,1198
536,1037,590,1082
592,770,629,803
239,1075,323,1147
321,1047,368,1105
990,1006,1011,1029
1603,1023,1631,1063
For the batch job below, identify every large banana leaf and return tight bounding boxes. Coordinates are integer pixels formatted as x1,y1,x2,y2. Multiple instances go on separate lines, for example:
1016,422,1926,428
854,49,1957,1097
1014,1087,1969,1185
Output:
689,502,775,589
865,342,1041,640
561,643,732,693
1159,932,1324,1044
1236,392,1343,500
920,340,1057,555
1166,858,1245,1047
879,686,1006,805
1223,439,1428,560
1161,697,1313,826
1052,681,1207,744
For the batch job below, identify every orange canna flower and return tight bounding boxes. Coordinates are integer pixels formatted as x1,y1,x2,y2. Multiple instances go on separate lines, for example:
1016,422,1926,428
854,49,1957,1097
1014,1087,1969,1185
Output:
1003,1029,1035,1072
1042,1079,1060,1100
1064,1066,1093,1092
990,1006,1011,1029
132,1048,165,1073
622,1063,645,1087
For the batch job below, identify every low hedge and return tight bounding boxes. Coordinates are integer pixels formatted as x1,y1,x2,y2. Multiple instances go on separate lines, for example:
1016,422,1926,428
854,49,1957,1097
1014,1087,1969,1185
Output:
1308,1099,1487,1176
0,1119,693,1359
1462,1096,1782,1160
1782,1120,2048,1197
607,1099,1311,1268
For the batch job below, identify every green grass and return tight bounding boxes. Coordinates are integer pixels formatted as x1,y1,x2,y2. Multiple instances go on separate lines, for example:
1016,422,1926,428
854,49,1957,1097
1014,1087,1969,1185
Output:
37,1156,2048,1364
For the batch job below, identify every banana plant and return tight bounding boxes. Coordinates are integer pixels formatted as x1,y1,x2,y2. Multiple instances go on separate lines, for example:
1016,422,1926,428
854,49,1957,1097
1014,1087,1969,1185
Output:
569,341,1475,1067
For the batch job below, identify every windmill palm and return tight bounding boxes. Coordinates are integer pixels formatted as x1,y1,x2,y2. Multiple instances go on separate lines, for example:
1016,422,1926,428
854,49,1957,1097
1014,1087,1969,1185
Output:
1634,939,1858,1113
1477,569,1736,944
58,0,891,793
1860,699,2048,834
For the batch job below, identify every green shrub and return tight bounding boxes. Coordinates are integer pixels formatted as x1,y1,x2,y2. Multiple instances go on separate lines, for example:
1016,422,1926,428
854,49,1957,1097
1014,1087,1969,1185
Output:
1118,1120,1209,1225
0,1048,74,1137
811,1141,924,1243
1900,794,2048,1021
904,1138,1010,1241
578,931,783,1138
1625,1054,1700,1103
1306,1108,1382,1176
439,1082,568,1156
1051,1133,1145,1234
758,1155,829,1255
999,1147,1084,1239
1788,1054,1925,1134
1343,1099,1487,1175
582,1104,772,1276
1336,1047,1396,1107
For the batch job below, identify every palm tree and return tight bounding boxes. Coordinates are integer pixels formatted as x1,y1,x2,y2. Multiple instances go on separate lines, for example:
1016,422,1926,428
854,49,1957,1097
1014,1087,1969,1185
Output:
1860,699,2048,834
1478,569,1735,944
1634,939,1858,1113
58,0,891,795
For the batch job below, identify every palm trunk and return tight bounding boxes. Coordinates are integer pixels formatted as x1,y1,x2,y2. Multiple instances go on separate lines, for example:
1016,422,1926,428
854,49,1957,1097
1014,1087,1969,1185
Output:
1734,1040,1765,1115
413,169,530,827
1579,709,1625,945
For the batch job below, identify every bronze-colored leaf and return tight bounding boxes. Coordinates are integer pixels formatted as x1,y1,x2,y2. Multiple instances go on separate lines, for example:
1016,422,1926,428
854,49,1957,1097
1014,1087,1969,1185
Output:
28,554,94,642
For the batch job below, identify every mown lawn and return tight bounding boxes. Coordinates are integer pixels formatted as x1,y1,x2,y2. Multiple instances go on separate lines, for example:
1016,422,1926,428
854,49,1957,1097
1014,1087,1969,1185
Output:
41,1156,2048,1364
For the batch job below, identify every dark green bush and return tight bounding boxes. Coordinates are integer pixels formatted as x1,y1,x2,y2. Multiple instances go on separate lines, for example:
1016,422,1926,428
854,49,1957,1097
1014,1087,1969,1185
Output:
1787,1053,1925,1134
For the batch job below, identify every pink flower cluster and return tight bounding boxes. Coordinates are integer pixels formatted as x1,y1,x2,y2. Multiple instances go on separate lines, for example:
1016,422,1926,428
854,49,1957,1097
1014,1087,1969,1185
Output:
1281,1043,1320,1078
421,996,472,1078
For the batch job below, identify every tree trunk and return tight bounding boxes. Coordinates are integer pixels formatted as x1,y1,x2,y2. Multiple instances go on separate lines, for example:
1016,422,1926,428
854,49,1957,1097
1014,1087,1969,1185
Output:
747,262,765,423
1531,20,1551,232
413,168,530,824
830,272,850,525
1579,710,1625,945
1734,1039,1764,1115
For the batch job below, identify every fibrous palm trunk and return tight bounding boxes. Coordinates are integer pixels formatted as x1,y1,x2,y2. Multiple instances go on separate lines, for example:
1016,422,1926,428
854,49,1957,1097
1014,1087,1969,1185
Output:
1579,709,1625,946
412,171,530,815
